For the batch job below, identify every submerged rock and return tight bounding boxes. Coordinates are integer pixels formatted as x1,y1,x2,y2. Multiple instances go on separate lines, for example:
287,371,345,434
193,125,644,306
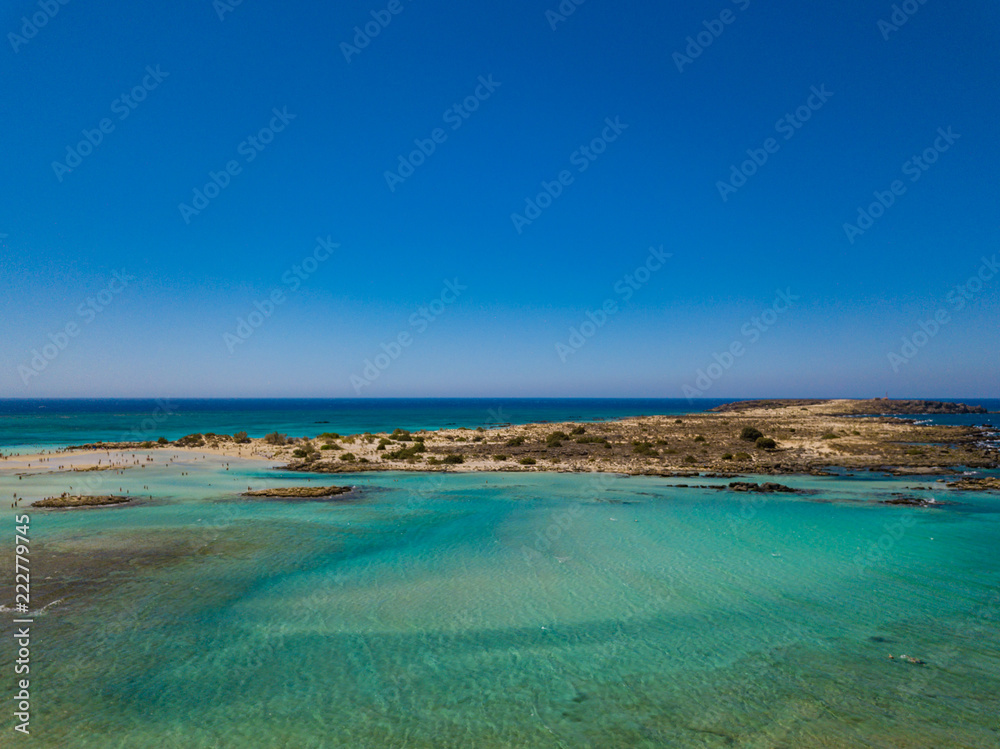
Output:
728,481,799,493
880,495,943,507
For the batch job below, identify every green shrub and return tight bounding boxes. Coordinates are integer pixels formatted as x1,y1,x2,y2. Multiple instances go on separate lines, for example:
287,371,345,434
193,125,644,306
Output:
320,443,340,451
675,419,683,424
575,436,604,444
492,454,509,461
740,427,763,442
233,431,250,444
176,433,205,447
340,453,356,462
693,435,706,442
570,426,586,435
156,437,168,445
505,436,525,447
518,457,536,465
632,441,658,456
263,432,287,445
734,452,751,460
391,429,412,442
755,437,777,450
683,455,697,464
387,443,426,460
140,441,154,449
546,431,569,447
293,442,319,459
722,453,734,460
821,433,839,440
317,432,341,440
441,454,464,464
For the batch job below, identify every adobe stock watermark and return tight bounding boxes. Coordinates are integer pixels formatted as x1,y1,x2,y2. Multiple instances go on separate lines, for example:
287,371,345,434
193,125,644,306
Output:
51,65,169,182
384,75,501,192
121,399,180,442
887,254,997,372
223,236,338,353
843,127,959,244
510,117,628,234
178,107,296,224
8,0,71,53
340,0,411,63
716,85,833,201
213,0,246,21
556,245,671,362
18,270,135,385
673,0,751,73
682,288,798,399
878,0,929,41
545,0,587,31
853,513,917,574
520,470,616,564
350,279,466,393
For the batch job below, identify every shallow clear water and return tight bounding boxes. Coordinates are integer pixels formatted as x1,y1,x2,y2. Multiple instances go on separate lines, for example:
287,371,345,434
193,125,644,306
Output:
2,454,998,748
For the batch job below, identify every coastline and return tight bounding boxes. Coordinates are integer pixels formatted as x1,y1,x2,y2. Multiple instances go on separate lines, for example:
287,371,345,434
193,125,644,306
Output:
3,399,996,481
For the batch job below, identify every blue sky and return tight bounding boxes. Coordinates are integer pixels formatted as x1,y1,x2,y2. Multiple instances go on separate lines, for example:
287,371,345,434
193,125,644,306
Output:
1,0,998,398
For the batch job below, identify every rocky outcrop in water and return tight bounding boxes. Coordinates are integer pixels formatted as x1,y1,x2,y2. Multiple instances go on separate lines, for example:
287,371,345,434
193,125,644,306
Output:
947,477,1000,492
33,494,132,508
728,482,799,493
241,486,352,498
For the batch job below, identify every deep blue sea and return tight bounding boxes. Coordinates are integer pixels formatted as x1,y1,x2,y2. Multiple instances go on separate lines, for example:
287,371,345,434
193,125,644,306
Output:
0,398,730,449
0,398,996,450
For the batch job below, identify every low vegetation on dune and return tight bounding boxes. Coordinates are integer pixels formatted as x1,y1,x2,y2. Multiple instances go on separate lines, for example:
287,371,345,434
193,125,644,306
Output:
268,400,997,476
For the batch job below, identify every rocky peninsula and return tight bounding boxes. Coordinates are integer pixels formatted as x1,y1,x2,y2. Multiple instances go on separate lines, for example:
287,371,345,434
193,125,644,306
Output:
267,399,997,479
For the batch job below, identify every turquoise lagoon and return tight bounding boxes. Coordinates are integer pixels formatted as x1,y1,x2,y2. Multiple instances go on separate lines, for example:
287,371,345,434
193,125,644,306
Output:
1,450,998,748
